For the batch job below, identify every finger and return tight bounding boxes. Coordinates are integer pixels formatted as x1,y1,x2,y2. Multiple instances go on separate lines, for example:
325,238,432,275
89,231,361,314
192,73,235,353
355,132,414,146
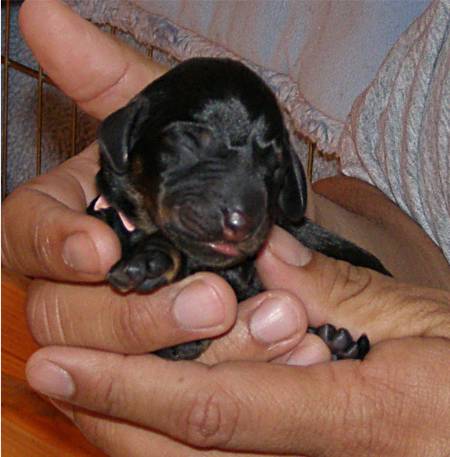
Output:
2,145,120,281
27,273,237,354
199,289,330,366
19,0,166,119
26,339,450,456
272,334,331,366
257,226,450,342
50,401,285,457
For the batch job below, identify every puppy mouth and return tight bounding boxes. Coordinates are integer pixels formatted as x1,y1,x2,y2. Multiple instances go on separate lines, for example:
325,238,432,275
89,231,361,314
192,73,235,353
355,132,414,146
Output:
207,242,242,257
160,220,270,268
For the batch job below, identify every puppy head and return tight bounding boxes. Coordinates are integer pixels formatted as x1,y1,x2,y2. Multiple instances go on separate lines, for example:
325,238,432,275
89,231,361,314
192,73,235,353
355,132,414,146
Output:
97,58,307,268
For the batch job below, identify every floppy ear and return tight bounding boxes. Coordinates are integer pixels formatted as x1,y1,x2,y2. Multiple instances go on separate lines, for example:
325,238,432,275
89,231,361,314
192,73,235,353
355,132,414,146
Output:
98,94,151,174
277,137,308,223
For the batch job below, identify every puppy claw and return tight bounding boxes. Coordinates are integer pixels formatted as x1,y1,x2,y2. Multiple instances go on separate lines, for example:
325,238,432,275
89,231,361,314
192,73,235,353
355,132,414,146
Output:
308,324,370,360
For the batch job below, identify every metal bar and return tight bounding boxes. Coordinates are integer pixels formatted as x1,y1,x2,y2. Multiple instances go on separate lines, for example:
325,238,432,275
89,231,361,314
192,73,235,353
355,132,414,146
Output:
2,0,11,199
307,141,315,181
35,66,44,176
0,56,56,86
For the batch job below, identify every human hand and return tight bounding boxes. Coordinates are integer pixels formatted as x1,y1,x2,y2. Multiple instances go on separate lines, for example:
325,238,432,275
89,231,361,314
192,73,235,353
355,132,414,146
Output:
25,233,450,456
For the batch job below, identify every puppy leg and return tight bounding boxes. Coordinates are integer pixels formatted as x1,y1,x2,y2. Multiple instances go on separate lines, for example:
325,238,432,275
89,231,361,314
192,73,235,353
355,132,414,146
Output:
87,196,182,293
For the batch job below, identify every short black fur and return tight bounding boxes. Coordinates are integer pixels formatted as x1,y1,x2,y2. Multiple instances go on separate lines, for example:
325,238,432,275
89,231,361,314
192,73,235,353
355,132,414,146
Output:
87,58,390,361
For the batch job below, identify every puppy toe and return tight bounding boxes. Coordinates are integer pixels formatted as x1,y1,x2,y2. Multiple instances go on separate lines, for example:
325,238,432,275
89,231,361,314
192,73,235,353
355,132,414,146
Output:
332,328,353,352
154,339,212,361
308,324,370,360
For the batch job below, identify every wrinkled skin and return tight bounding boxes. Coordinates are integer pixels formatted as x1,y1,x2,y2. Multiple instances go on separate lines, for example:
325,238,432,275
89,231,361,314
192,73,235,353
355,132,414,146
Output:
3,1,449,456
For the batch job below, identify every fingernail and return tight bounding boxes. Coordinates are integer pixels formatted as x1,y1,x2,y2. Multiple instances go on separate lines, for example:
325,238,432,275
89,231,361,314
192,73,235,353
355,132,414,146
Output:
286,336,331,366
250,297,301,344
63,232,101,275
173,280,226,330
268,227,312,267
26,360,75,399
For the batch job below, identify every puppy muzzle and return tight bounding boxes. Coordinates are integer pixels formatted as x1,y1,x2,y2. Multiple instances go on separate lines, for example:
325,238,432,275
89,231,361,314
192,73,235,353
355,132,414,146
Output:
157,200,271,268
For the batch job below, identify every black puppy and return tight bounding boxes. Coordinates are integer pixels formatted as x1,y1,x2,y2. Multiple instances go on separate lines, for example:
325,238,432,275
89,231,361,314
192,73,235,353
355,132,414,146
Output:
88,58,390,361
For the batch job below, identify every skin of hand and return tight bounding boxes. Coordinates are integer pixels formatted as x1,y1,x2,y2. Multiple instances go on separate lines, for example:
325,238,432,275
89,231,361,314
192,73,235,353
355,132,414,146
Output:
7,0,449,362
7,1,450,456
25,240,450,457
1,0,321,364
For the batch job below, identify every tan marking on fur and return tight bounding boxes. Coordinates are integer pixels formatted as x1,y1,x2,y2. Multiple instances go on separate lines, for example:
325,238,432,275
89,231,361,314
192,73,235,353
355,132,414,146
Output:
164,248,181,283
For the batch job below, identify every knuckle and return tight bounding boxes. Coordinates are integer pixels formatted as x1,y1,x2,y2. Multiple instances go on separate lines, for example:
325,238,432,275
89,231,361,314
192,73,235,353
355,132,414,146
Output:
26,280,68,346
94,356,130,418
1,189,29,271
324,259,374,313
113,296,159,351
74,410,118,452
346,363,407,455
32,206,58,276
324,365,383,454
2,187,66,277
181,377,240,448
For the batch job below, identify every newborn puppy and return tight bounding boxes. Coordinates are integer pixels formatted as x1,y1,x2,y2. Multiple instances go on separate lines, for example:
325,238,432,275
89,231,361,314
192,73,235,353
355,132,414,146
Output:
88,58,390,361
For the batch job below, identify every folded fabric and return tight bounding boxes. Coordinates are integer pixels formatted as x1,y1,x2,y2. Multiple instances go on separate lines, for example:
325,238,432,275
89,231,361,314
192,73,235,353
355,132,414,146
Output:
340,0,450,262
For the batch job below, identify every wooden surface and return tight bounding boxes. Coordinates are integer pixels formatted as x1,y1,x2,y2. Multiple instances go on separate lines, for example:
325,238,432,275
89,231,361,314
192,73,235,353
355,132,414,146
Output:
2,270,105,457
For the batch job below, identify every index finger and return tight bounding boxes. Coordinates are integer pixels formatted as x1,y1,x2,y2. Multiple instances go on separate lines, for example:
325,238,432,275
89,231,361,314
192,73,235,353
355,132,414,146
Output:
26,339,450,455
19,0,167,119
5,0,168,280
2,145,120,281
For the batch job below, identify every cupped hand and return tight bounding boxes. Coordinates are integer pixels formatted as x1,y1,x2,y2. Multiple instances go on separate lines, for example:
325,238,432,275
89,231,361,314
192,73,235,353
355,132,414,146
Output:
2,0,161,282
257,227,450,362
12,4,450,456
26,239,450,456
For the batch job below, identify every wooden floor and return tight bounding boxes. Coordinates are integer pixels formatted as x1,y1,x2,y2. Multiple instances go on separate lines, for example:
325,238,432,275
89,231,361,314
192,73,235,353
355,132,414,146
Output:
2,270,105,456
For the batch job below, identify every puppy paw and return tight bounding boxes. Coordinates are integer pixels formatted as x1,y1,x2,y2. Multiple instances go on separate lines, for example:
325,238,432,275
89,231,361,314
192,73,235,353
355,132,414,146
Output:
308,324,370,360
108,248,175,293
154,339,212,360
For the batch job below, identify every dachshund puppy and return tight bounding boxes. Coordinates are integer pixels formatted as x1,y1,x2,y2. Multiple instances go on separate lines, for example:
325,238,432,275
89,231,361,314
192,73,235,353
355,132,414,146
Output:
88,58,390,361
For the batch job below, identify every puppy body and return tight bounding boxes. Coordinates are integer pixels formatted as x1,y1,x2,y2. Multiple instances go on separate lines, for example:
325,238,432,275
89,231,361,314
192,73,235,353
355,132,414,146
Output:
88,58,389,360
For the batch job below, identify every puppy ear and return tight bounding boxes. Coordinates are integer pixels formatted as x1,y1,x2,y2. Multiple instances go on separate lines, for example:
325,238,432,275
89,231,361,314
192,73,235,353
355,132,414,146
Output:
277,138,308,223
98,95,150,174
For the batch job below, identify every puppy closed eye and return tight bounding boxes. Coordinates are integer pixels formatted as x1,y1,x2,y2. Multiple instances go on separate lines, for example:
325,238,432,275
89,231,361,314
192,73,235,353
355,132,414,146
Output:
160,123,215,164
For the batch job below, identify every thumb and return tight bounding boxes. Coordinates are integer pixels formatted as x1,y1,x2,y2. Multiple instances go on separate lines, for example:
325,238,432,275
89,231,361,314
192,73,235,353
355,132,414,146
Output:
257,226,450,343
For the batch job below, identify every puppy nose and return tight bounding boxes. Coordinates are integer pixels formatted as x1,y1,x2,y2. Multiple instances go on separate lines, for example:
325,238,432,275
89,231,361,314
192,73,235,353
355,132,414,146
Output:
223,209,252,242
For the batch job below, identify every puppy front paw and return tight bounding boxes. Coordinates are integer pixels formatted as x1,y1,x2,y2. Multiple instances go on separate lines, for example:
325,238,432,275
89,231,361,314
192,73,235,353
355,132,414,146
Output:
308,324,370,360
108,247,176,293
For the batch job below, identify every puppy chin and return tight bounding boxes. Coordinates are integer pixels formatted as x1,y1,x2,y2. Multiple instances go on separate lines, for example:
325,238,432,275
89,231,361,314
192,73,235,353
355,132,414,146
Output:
157,214,272,269
159,226,263,268
175,239,250,268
